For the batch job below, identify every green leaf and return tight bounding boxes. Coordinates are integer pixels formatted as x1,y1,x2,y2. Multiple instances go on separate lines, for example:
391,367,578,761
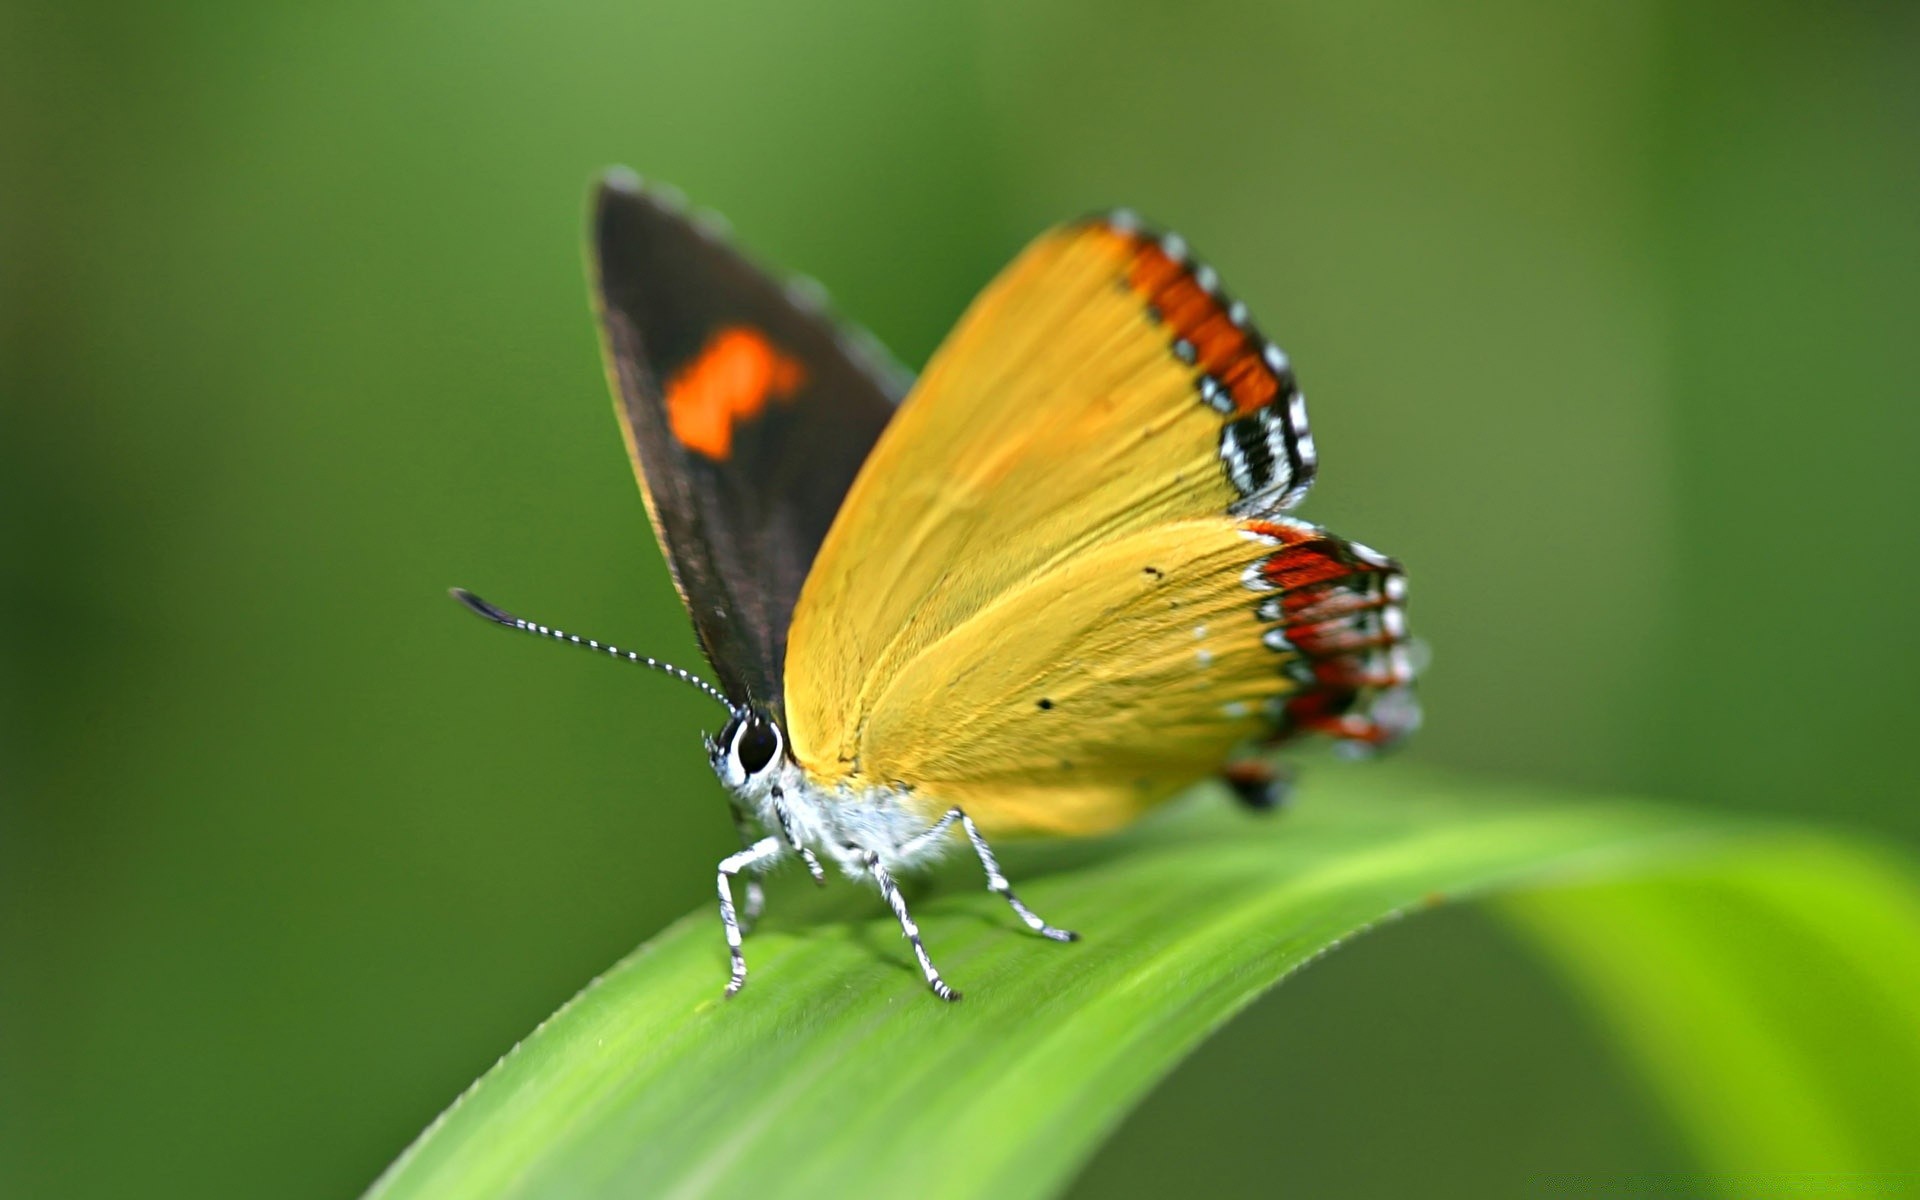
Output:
366,769,1920,1199
1494,838,1920,1178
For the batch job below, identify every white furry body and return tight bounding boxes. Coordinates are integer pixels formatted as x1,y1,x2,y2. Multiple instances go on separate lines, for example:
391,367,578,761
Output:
727,754,954,879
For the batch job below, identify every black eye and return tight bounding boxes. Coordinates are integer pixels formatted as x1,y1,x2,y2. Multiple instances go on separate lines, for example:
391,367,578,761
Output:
735,714,780,775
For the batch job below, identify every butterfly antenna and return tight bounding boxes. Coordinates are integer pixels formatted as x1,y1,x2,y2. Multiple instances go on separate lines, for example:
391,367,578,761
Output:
450,588,738,716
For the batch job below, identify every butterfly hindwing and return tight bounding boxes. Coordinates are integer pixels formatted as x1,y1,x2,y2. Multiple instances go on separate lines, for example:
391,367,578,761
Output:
592,173,903,708
784,215,1416,835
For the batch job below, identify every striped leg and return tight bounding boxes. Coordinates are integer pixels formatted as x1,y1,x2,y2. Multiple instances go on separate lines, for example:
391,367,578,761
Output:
718,836,783,998
727,806,767,931
865,851,961,1002
895,808,961,856
956,811,1078,943
770,786,827,885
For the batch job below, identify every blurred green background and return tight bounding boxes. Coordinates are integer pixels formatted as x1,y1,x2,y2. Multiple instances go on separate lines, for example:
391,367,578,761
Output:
4,1,1915,1196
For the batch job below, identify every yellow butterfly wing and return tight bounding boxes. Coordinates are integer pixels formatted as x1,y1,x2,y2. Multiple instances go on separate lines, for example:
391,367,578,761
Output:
784,215,1416,837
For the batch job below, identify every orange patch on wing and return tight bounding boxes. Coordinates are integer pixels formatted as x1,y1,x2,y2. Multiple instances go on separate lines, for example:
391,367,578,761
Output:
1243,519,1358,593
1105,232,1285,417
1242,517,1413,697
665,327,807,460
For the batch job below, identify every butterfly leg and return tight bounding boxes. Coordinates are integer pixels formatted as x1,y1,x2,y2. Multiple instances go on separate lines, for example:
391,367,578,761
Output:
770,785,827,885
863,850,961,1002
955,810,1079,943
727,804,768,932
718,835,783,997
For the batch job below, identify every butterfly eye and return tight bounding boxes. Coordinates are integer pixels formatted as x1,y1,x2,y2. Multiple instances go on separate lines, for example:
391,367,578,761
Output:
734,713,782,776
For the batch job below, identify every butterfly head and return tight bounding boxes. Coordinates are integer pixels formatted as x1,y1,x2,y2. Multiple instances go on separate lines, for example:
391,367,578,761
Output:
710,706,788,791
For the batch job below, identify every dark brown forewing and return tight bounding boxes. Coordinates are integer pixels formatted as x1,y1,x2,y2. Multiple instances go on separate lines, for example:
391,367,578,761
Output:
591,172,902,709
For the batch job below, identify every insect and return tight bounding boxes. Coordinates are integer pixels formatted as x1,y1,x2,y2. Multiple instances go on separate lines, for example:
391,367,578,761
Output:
455,170,1420,1001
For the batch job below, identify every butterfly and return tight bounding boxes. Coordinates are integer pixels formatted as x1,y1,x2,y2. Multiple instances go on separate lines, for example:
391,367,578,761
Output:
454,169,1420,1001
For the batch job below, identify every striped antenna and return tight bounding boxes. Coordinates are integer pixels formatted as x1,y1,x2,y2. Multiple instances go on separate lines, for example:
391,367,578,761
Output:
450,588,738,716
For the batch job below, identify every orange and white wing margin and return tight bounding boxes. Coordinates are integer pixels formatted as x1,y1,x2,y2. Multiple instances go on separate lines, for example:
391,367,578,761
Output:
783,214,1418,837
